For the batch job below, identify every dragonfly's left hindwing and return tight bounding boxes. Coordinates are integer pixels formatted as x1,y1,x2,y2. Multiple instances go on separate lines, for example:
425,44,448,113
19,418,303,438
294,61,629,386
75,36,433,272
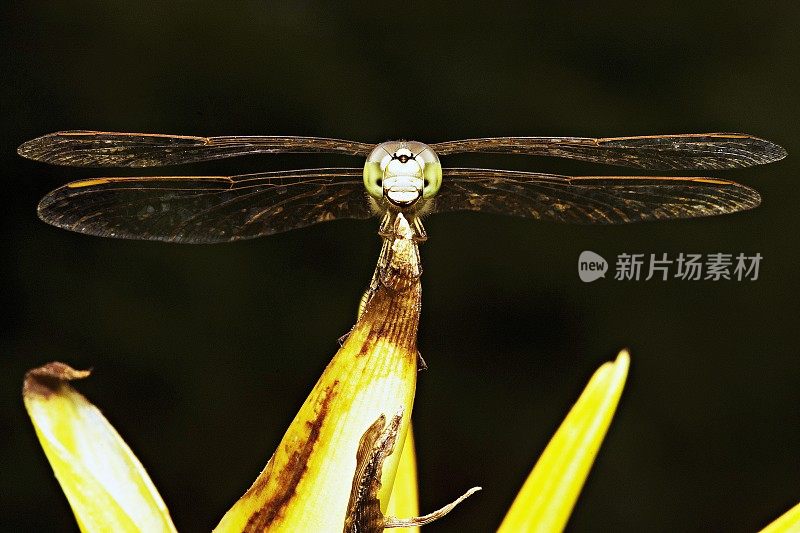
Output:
434,169,760,224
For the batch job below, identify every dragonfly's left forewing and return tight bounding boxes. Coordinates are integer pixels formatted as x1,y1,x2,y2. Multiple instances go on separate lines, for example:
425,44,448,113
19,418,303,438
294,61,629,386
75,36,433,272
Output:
431,134,785,170
38,168,372,243
434,169,760,224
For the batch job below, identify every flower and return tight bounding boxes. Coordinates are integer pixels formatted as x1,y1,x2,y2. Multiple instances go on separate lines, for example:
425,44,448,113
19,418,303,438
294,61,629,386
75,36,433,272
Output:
23,362,177,533
498,350,629,532
23,350,798,532
216,214,424,532
22,214,800,531
23,213,478,532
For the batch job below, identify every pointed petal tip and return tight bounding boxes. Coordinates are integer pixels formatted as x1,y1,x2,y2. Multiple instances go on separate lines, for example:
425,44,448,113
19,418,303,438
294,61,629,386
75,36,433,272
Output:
614,349,631,368
23,361,177,532
498,349,631,533
23,362,92,399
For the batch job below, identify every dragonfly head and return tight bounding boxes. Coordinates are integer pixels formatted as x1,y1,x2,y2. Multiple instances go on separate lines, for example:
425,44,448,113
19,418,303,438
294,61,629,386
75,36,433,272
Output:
364,141,442,208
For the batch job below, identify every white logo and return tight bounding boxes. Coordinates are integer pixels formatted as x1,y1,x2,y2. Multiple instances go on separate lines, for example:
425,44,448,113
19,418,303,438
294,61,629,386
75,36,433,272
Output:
578,251,608,282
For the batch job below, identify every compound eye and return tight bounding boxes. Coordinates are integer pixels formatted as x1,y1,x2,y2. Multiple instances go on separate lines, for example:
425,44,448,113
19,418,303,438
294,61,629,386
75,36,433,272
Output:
422,162,442,198
363,162,383,199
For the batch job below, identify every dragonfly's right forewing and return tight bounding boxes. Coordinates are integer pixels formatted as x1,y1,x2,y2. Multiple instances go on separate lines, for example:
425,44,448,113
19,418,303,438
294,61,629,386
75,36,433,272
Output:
19,131,374,167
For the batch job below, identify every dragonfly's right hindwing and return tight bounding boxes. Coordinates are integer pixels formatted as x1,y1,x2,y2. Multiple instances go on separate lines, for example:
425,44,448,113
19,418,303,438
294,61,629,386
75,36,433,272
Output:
38,168,374,243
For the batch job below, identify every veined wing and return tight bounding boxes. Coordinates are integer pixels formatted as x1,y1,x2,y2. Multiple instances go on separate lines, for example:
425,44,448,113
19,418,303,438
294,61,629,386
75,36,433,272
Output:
431,133,786,170
38,168,372,243
18,131,374,167
434,168,760,224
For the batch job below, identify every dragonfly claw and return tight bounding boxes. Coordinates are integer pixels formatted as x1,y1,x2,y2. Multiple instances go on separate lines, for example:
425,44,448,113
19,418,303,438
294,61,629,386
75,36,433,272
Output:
338,330,352,346
417,351,428,372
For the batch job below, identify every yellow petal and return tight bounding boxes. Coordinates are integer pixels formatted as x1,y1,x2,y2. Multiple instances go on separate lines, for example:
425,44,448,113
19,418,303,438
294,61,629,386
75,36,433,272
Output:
498,350,630,533
216,213,421,532
23,362,177,533
386,425,420,532
759,501,800,533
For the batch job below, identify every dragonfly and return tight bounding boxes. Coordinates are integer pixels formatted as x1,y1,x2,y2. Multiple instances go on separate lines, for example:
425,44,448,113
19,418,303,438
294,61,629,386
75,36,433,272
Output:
18,130,786,244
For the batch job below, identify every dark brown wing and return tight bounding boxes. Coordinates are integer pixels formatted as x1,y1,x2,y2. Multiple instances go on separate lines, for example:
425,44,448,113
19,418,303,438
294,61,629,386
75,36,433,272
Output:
18,131,374,167
38,168,373,243
434,168,760,223
430,133,786,170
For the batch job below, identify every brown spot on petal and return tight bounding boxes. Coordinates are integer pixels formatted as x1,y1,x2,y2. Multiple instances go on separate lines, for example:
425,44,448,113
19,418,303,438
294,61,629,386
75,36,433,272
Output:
241,380,340,531
23,362,91,399
350,275,420,364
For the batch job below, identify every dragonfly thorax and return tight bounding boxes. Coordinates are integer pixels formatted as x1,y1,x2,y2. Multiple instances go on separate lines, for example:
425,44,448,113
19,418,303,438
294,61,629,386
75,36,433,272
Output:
363,141,442,209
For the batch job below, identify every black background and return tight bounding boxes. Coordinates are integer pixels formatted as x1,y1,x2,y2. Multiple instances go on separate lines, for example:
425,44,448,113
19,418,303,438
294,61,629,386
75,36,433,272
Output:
2,2,798,532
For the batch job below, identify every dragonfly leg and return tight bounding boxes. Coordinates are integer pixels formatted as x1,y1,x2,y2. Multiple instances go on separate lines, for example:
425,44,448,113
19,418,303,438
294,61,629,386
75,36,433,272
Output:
340,285,375,345
337,328,353,346
417,351,428,372
411,216,428,242
377,212,394,239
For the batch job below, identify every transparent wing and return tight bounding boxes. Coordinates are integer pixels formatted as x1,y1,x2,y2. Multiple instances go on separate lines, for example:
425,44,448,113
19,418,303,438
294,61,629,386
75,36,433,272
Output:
430,133,786,170
38,168,374,243
434,168,760,223
18,131,374,167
